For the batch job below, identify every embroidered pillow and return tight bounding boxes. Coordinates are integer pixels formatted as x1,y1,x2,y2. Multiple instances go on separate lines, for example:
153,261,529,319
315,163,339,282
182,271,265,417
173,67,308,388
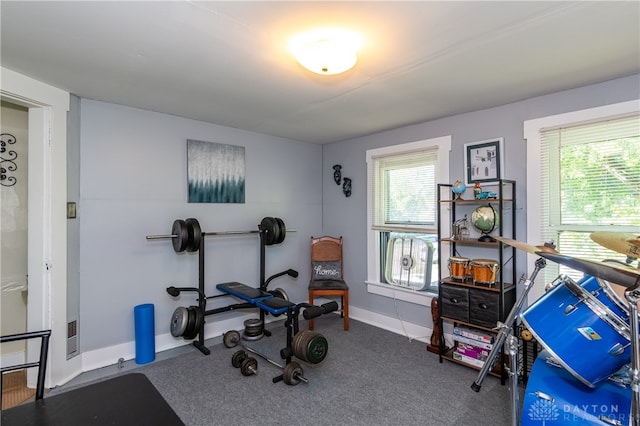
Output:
312,261,342,281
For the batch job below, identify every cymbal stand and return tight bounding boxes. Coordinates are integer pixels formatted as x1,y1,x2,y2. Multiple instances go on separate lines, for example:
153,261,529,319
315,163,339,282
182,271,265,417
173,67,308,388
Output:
625,285,640,426
471,257,546,426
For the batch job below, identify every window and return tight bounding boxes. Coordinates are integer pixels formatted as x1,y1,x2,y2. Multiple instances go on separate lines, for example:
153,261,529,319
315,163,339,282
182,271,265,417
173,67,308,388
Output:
366,136,451,305
525,101,640,302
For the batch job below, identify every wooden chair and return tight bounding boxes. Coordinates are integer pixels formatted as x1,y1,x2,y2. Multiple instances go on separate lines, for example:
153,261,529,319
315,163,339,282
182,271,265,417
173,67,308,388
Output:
308,236,349,331
0,329,51,410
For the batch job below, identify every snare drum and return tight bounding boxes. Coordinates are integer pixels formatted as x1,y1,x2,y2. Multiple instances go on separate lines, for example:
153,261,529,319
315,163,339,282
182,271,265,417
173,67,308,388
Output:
521,274,631,387
470,259,499,286
522,351,630,426
448,256,470,281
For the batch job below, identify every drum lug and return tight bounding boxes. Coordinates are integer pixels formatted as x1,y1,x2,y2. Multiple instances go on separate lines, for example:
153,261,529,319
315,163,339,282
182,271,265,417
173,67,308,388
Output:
534,391,554,403
564,304,577,315
608,343,626,356
599,415,623,426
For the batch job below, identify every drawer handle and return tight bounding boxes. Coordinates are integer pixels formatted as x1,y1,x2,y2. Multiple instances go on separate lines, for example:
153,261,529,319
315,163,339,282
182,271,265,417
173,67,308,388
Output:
450,298,458,304
479,303,488,309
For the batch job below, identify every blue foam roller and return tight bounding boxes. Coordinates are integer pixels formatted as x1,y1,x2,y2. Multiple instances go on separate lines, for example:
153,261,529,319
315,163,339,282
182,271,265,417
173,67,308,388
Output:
134,303,155,364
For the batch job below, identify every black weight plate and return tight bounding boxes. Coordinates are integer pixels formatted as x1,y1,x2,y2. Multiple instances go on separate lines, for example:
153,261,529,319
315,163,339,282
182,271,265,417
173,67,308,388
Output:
306,333,328,364
283,362,303,386
240,357,258,376
223,330,241,348
184,306,202,340
185,218,202,252
260,217,277,246
275,217,286,244
231,350,247,368
170,306,189,337
172,219,188,253
182,306,196,339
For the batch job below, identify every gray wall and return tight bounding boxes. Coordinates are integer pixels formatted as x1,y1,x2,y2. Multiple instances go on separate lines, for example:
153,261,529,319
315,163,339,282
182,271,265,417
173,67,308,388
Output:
322,74,640,328
78,99,322,352
75,74,638,355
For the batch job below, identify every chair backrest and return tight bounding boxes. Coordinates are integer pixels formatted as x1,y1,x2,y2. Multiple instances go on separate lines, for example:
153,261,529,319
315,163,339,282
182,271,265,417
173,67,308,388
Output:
0,329,51,409
310,236,344,280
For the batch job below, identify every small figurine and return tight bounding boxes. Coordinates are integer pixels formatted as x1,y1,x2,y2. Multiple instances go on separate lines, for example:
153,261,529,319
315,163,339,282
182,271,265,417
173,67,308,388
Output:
473,181,482,199
333,165,342,185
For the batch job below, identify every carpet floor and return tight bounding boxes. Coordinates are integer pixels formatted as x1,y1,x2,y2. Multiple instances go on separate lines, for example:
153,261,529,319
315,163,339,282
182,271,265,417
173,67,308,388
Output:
52,316,512,425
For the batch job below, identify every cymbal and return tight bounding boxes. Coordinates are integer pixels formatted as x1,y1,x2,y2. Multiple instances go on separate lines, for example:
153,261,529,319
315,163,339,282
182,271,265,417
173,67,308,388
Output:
590,232,640,259
537,251,640,289
493,236,559,255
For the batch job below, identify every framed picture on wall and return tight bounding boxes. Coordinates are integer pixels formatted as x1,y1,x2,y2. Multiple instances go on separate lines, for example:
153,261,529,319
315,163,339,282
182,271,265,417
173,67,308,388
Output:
464,138,504,185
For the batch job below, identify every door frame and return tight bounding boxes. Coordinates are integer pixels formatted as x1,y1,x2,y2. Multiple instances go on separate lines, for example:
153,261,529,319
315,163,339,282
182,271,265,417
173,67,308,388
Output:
1,67,81,386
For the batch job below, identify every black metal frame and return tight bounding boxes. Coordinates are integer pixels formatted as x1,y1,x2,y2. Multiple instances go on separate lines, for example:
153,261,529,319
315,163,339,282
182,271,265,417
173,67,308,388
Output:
168,221,288,355
0,329,51,409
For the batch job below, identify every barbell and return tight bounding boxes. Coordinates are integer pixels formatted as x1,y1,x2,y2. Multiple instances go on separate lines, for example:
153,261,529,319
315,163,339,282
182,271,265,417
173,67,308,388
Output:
146,216,292,253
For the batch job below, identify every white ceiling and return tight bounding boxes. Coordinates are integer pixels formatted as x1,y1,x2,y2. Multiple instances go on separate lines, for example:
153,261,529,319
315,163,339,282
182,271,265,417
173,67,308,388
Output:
1,1,638,144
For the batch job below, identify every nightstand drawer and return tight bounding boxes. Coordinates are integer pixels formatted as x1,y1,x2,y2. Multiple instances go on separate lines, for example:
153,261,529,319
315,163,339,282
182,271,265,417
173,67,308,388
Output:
469,289,500,328
440,284,469,322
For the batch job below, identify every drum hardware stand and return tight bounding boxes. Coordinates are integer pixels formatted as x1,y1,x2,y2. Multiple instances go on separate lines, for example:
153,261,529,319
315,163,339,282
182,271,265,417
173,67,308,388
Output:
471,257,546,426
625,285,640,426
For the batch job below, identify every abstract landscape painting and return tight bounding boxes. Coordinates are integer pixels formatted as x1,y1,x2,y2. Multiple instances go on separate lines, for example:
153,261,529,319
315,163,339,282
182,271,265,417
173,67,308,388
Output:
187,139,245,203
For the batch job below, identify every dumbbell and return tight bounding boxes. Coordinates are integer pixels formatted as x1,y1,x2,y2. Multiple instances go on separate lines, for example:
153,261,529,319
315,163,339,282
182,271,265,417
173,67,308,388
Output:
242,345,309,386
231,350,258,376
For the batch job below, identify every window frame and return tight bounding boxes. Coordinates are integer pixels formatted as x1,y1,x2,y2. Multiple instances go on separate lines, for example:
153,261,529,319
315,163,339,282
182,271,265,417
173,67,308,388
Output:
366,136,451,305
524,100,640,303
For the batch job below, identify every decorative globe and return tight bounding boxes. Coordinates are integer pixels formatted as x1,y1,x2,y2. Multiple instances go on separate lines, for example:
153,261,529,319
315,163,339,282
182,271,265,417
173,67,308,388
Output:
471,205,499,241
451,180,466,199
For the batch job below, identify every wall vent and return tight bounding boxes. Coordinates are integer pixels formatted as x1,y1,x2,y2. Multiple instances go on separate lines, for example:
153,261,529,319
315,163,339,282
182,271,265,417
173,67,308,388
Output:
66,320,79,359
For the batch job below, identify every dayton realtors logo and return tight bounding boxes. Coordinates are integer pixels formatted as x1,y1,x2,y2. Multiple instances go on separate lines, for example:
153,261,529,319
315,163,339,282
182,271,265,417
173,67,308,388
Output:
527,398,625,424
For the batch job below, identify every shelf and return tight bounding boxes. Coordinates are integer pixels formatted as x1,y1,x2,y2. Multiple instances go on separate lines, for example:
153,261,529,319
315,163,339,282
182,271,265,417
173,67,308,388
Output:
440,198,513,204
441,347,504,377
436,180,517,386
441,316,500,333
440,238,500,247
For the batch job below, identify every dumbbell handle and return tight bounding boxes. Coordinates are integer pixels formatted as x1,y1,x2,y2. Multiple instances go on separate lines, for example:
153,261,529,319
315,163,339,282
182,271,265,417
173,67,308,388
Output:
243,345,283,370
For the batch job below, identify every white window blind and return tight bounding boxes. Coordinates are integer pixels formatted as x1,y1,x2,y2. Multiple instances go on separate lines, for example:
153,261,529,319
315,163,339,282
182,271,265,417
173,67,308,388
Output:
371,148,438,233
539,113,640,279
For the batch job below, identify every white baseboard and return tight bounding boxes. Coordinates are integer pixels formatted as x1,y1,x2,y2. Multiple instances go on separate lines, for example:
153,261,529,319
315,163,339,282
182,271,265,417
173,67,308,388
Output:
349,305,431,344
79,314,278,374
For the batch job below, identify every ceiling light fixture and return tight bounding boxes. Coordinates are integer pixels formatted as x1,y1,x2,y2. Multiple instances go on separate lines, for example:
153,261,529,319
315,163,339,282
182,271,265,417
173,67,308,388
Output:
288,28,363,75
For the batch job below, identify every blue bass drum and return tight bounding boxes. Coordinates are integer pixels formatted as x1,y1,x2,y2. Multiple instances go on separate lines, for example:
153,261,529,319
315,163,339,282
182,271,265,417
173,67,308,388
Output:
521,275,631,387
522,351,630,425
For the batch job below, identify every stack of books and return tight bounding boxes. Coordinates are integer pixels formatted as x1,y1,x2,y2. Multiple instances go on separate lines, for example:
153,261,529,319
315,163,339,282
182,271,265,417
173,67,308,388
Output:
452,326,494,368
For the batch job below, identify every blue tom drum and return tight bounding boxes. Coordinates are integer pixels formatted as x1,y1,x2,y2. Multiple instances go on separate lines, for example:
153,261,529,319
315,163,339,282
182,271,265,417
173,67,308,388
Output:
521,275,631,388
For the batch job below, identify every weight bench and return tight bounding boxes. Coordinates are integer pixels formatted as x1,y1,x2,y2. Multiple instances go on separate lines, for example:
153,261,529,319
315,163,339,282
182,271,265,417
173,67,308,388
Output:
216,282,295,316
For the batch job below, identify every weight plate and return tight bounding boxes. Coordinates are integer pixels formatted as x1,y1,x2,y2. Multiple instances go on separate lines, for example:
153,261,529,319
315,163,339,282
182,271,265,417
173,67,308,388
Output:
185,218,202,252
232,350,247,368
270,287,289,301
283,362,303,386
184,306,202,340
170,306,189,337
260,217,277,246
223,330,241,348
240,357,258,376
292,331,328,364
182,306,196,339
171,219,189,253
275,217,286,244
